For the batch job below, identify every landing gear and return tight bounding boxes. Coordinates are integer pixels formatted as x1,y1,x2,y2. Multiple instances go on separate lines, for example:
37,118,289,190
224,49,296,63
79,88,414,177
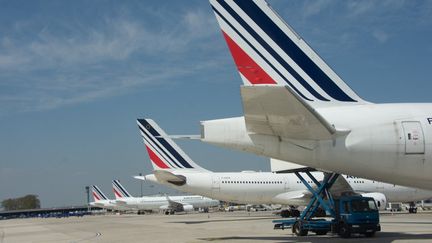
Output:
164,210,175,215
408,202,417,214
280,207,300,218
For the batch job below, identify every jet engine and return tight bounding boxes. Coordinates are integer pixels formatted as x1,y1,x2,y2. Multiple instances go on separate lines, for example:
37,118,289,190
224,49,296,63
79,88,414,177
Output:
182,204,194,212
361,192,387,210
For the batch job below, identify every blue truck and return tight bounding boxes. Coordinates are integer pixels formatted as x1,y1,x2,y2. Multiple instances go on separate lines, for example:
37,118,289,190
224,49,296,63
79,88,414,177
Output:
274,195,381,238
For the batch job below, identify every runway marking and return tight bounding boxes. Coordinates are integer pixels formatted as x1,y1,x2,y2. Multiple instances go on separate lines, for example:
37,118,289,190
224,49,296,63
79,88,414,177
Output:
70,232,102,243
170,216,276,224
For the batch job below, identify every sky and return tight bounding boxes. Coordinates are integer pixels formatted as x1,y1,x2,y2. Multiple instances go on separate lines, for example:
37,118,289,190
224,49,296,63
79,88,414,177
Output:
1,0,432,208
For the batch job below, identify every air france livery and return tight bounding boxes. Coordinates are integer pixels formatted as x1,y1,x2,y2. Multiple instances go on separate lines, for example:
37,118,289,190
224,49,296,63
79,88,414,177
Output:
113,179,219,214
136,119,432,210
89,185,129,211
196,0,432,190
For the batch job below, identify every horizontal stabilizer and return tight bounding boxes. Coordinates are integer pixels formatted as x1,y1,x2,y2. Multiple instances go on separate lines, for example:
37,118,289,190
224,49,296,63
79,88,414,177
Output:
241,86,346,140
327,173,356,198
115,199,127,205
133,175,146,181
154,170,187,186
157,135,201,140
270,158,308,173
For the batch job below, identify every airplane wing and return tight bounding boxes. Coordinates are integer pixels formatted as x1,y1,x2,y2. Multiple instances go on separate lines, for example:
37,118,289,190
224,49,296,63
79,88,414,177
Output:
165,195,186,212
241,85,347,140
272,190,311,205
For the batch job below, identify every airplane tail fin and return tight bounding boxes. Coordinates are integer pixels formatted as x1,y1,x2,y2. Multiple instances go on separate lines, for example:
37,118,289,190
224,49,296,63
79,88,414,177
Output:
112,179,132,199
137,119,208,172
209,0,366,106
92,185,108,202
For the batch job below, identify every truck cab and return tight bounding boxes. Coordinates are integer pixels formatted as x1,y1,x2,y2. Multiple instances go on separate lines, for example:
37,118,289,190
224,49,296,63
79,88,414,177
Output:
333,196,381,237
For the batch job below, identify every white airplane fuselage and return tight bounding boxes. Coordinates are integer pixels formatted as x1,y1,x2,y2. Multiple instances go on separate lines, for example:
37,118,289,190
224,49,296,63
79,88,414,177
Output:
116,195,219,211
201,103,432,190
90,200,130,211
145,171,431,206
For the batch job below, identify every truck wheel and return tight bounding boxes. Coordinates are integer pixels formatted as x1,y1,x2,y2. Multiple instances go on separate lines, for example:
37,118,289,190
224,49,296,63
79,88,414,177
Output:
364,231,375,237
292,221,308,236
339,225,351,238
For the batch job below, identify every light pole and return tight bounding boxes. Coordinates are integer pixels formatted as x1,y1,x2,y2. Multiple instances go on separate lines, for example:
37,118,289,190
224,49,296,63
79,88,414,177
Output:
139,173,143,197
85,186,90,212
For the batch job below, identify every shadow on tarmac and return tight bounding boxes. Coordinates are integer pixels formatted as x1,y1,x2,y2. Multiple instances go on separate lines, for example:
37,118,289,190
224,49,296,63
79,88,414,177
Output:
170,217,276,224
198,232,432,242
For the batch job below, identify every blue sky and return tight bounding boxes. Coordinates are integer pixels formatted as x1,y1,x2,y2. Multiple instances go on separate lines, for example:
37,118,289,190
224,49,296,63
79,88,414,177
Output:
1,0,432,207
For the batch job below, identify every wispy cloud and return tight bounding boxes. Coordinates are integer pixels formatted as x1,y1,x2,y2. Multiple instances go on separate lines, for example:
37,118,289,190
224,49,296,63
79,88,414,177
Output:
372,30,390,44
280,0,432,57
0,6,222,115
302,0,333,18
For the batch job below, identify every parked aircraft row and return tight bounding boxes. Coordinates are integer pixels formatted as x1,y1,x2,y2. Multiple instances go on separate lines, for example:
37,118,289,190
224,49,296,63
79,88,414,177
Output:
133,119,432,214
95,0,432,219
89,180,219,214
192,0,432,190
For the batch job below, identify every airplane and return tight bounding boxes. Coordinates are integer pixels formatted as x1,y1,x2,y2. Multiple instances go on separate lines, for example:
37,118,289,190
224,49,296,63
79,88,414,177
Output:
135,118,432,213
112,179,219,214
89,185,130,211
191,0,432,190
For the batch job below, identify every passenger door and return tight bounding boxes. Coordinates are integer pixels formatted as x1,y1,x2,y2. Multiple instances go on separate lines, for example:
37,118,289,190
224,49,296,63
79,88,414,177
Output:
402,121,425,154
211,175,220,194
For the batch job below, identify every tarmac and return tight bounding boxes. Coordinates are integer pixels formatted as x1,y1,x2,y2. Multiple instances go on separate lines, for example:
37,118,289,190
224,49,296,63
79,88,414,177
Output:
1,211,432,243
